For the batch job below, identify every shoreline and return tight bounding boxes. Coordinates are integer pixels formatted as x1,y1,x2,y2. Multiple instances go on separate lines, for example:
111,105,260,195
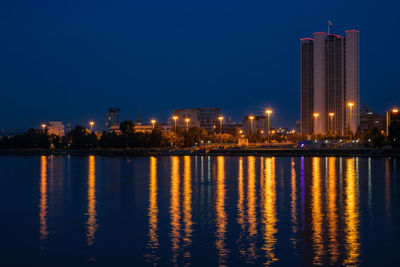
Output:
1,148,400,157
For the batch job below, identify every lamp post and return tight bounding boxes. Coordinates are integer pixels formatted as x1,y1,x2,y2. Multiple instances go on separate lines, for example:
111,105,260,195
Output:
151,119,156,129
348,102,354,139
313,113,319,134
89,121,95,133
218,116,224,133
249,116,255,135
329,113,335,134
185,118,190,132
265,109,272,143
41,124,46,134
172,116,178,132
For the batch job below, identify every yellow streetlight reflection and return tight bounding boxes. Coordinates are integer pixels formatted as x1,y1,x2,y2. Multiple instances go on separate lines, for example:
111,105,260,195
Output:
170,156,181,264
39,156,48,247
247,156,258,261
86,155,97,246
215,156,229,265
343,158,360,266
183,156,193,263
311,157,324,265
263,157,278,265
145,157,159,265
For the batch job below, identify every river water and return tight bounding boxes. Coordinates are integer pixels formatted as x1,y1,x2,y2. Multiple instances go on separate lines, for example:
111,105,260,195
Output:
0,155,399,266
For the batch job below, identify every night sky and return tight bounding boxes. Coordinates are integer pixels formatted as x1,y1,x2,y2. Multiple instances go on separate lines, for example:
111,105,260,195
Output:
1,0,399,130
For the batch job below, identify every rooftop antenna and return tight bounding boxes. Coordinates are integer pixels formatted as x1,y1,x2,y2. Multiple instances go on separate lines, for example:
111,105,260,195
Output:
328,20,333,34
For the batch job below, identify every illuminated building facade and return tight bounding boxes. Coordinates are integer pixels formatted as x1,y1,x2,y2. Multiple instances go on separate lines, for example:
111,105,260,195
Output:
48,121,65,136
300,30,360,135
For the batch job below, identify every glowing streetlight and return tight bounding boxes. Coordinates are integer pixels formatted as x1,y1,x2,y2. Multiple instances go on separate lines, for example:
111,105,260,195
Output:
348,102,354,138
265,109,272,143
89,121,95,133
172,116,178,132
151,119,156,129
41,124,46,133
218,116,224,133
329,113,335,134
185,118,190,132
393,108,399,113
249,116,255,135
313,113,319,133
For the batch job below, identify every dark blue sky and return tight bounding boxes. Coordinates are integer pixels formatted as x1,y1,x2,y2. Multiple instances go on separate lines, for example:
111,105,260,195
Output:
1,0,399,130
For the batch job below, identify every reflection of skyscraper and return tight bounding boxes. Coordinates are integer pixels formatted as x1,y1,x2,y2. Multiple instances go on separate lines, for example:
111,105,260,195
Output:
146,157,159,265
105,107,120,132
301,30,359,135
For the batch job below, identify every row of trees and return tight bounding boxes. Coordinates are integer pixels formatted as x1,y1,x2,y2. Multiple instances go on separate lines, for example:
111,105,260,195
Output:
0,121,237,149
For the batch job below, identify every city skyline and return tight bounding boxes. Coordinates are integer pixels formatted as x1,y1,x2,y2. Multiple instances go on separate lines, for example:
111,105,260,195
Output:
1,1,400,129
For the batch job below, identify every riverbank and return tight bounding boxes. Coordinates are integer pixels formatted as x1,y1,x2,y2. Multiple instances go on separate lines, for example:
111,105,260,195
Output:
1,148,400,157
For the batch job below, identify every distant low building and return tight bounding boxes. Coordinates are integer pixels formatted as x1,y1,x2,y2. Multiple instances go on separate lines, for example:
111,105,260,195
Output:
173,107,220,132
359,104,385,133
296,121,301,133
134,124,172,133
109,125,121,134
105,107,120,132
242,115,268,136
221,118,240,135
48,121,65,136
386,108,400,136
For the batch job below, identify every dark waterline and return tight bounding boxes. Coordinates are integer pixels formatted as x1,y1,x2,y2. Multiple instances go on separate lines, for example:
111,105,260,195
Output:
0,156,399,266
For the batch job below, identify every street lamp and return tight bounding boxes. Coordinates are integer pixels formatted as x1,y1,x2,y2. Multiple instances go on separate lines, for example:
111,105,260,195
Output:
329,113,335,134
89,121,95,133
218,116,224,133
151,119,156,129
185,118,190,132
249,116,255,135
41,124,46,134
313,113,319,134
265,109,272,143
172,116,178,132
348,102,354,139
393,108,399,113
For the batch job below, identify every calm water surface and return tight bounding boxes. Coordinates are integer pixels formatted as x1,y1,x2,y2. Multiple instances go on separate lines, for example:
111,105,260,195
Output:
0,155,399,266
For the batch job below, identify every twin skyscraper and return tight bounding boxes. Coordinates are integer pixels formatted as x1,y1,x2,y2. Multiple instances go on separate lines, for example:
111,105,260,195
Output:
300,30,360,136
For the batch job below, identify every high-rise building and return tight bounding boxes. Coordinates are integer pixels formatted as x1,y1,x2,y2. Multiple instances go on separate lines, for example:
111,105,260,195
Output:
105,107,120,132
172,108,220,132
300,30,359,135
